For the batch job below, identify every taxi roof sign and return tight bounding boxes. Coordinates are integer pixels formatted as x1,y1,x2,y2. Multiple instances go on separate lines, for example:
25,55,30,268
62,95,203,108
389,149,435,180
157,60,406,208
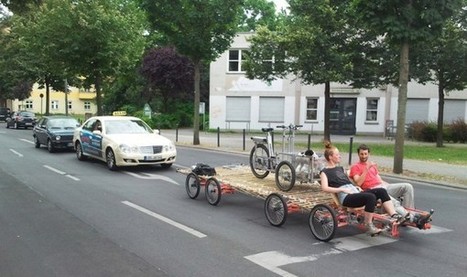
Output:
112,111,127,116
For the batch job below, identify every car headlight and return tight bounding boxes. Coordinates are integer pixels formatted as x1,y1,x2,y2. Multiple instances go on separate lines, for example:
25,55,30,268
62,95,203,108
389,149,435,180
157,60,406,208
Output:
163,142,176,152
119,144,139,154
54,135,61,141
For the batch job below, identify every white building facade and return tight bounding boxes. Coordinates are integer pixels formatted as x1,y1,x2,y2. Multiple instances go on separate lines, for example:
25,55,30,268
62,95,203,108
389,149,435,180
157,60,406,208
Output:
209,33,467,136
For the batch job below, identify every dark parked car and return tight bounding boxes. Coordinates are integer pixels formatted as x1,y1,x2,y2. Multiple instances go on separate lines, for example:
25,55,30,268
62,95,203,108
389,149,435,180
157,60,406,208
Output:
33,116,80,153
6,111,36,129
0,107,10,122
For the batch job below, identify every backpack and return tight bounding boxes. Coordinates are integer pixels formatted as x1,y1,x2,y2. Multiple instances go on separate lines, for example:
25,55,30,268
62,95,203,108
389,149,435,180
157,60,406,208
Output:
191,163,217,176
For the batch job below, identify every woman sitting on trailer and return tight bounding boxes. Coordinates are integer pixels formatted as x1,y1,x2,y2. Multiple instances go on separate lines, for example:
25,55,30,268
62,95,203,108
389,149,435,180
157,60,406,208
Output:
319,141,406,235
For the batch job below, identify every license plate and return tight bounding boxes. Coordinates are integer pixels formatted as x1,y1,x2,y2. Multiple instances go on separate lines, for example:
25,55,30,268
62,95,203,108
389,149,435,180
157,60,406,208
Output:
144,155,161,161
25,122,33,126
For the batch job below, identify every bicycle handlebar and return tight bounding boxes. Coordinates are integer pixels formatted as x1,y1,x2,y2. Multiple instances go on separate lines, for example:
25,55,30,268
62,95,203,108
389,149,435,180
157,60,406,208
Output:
276,124,303,130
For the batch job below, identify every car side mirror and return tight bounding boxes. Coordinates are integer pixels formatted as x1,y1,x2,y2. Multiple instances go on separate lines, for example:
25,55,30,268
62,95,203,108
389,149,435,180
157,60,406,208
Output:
153,129,160,134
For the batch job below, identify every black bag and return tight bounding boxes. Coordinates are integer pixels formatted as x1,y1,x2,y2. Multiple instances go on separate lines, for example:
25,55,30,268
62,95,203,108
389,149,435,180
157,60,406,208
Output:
191,163,216,176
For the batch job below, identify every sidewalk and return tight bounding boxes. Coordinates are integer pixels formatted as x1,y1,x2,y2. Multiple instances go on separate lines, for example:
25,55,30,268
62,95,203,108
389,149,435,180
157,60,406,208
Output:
161,129,467,189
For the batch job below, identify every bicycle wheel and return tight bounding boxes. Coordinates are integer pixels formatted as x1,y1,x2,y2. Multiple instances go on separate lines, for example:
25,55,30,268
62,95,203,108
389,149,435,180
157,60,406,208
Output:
309,204,337,242
185,173,200,199
275,161,295,191
264,193,287,226
249,144,270,179
205,177,221,206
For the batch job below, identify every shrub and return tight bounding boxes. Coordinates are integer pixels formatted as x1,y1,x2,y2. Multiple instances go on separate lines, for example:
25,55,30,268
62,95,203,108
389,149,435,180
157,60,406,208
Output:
449,118,467,143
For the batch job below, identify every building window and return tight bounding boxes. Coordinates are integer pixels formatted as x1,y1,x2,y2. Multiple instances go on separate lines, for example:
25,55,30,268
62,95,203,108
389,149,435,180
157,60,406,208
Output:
51,100,59,110
84,101,91,110
366,98,378,121
306,98,318,121
228,49,249,72
25,100,33,109
68,101,72,110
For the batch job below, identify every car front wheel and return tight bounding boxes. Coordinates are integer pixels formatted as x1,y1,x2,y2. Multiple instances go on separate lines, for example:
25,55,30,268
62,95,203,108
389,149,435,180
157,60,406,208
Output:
34,136,40,148
47,139,55,153
75,142,87,161
106,149,118,171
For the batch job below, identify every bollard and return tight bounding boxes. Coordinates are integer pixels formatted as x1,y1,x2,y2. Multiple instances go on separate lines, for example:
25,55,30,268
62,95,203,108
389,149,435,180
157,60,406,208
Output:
217,127,220,147
348,136,354,165
176,128,178,142
243,129,246,151
307,134,311,150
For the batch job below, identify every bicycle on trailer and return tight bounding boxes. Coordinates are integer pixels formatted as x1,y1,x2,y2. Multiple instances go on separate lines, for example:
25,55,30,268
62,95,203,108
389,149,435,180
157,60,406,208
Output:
249,124,321,191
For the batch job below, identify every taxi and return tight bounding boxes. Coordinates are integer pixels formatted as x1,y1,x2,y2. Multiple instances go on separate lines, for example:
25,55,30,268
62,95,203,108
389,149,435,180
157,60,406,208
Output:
73,116,176,170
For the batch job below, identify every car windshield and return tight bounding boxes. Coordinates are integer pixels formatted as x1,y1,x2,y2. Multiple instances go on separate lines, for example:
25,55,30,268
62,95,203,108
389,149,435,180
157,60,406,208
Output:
105,119,153,135
21,112,35,117
49,118,79,129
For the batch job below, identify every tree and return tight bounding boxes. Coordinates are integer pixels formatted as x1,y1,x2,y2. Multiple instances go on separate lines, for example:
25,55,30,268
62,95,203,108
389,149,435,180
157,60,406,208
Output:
140,0,245,145
238,0,277,31
15,0,147,116
353,0,463,173
411,9,467,147
245,0,386,141
139,47,194,113
0,17,35,104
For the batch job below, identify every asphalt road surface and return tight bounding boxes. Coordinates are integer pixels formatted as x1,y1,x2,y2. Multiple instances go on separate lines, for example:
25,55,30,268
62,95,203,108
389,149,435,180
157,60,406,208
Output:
0,124,465,277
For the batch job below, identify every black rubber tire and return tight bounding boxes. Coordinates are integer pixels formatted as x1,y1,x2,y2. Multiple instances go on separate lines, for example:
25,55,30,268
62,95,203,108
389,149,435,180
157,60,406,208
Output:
205,177,221,206
185,173,200,199
275,160,296,191
309,204,337,242
34,136,41,148
75,142,87,161
106,148,118,171
249,144,270,179
47,139,55,153
264,193,287,227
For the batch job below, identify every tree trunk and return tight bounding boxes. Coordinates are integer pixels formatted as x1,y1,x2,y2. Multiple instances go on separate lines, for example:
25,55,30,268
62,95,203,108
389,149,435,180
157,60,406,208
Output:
193,60,201,145
95,74,102,116
436,81,445,147
393,41,409,174
45,75,50,116
323,81,331,142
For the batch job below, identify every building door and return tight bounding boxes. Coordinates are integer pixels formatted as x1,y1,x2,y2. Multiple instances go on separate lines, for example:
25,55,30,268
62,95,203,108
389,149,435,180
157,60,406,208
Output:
329,98,356,135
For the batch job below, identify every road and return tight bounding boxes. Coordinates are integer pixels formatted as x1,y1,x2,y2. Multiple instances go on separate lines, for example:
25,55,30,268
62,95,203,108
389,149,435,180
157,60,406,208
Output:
0,124,465,277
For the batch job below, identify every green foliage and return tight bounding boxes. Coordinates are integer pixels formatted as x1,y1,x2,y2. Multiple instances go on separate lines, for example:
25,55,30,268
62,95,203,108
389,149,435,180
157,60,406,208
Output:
409,120,467,143
447,119,467,143
135,101,194,129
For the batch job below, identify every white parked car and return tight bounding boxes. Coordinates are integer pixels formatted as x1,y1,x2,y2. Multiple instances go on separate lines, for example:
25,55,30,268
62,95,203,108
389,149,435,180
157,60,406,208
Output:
73,116,176,170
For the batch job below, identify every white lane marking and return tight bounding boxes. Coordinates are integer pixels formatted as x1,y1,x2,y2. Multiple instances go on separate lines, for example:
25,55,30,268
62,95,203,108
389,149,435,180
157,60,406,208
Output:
9,149,24,157
245,225,450,276
122,201,206,238
122,171,179,185
66,174,80,181
43,165,79,181
43,165,66,175
20,138,33,144
245,249,342,277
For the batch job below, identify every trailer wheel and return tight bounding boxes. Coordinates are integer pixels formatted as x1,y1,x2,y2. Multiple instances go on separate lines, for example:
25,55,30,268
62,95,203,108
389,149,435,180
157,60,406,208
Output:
309,204,337,242
205,177,221,206
275,160,295,191
264,193,287,226
185,173,200,199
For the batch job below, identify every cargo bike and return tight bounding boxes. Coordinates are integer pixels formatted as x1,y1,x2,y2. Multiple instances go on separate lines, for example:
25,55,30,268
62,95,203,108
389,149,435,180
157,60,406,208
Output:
249,124,322,192
180,164,433,242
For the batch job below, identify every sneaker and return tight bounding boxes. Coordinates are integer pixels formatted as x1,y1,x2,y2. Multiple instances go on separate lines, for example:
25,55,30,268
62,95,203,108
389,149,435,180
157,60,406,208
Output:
365,222,382,235
390,213,404,224
416,214,431,229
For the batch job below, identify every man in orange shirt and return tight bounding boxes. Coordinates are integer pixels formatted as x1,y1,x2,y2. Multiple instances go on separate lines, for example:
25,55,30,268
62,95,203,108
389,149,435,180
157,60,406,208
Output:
349,144,431,228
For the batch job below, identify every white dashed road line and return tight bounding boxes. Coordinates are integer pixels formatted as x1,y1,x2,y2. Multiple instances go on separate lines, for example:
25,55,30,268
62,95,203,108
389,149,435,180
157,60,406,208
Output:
122,200,207,238
9,149,23,157
43,165,80,181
